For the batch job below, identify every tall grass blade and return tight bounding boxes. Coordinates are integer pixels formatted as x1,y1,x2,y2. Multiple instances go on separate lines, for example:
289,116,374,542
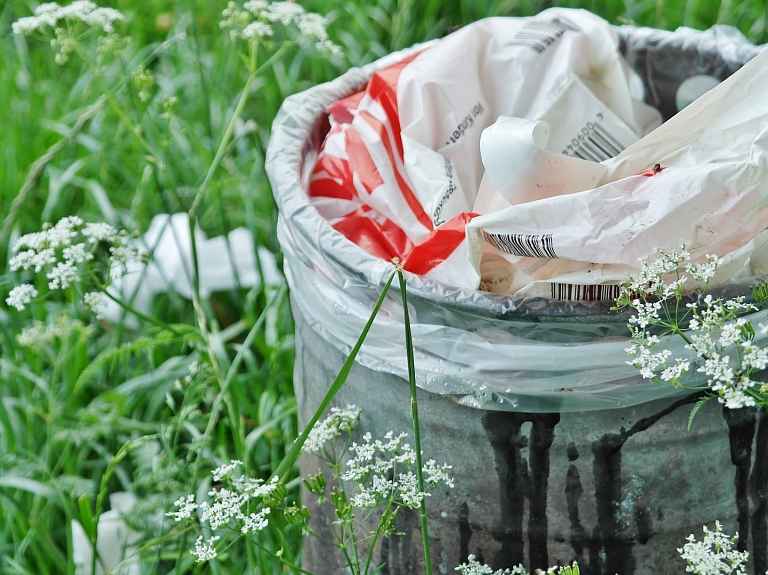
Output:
271,269,397,481
397,268,432,575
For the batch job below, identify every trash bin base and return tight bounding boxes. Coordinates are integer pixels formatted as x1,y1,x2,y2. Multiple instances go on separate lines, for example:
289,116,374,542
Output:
294,302,765,575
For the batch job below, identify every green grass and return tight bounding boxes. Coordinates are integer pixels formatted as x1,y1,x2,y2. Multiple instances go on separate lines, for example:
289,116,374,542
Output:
0,0,765,573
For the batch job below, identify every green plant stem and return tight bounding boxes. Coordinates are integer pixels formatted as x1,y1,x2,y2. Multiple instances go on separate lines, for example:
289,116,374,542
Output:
89,436,154,575
188,41,289,218
192,282,288,480
188,43,256,219
363,493,396,574
252,539,316,575
397,268,432,575
97,280,181,334
271,269,397,481
74,44,157,158
330,459,362,574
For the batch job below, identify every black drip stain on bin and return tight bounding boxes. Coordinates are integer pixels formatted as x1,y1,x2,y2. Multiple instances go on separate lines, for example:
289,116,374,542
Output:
750,408,768,574
723,406,757,553
565,460,587,562
459,502,472,562
482,412,561,572
588,393,700,575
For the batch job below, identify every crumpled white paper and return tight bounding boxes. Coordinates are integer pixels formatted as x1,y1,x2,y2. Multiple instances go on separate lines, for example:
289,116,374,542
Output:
105,213,282,326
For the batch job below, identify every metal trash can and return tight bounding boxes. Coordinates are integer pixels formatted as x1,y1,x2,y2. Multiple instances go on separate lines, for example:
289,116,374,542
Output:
266,21,766,575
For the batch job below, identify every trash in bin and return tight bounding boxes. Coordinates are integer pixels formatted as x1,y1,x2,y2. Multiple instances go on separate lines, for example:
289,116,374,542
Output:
268,12,768,412
308,8,768,300
266,17,768,573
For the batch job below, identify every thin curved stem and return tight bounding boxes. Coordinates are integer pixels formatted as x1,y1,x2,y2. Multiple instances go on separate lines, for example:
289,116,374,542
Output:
397,268,432,575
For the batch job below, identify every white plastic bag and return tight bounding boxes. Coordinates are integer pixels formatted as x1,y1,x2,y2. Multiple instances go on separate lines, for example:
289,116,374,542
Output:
468,46,768,298
309,8,664,293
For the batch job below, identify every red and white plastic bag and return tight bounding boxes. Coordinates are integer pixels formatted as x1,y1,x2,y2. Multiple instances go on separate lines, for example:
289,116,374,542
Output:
309,8,768,299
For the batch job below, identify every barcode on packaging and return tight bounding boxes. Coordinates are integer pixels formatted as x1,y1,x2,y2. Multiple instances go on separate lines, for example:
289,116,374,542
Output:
505,18,579,54
550,283,622,301
484,232,558,258
561,115,625,162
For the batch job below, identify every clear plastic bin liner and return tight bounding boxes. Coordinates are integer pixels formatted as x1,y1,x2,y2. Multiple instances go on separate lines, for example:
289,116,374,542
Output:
266,23,766,412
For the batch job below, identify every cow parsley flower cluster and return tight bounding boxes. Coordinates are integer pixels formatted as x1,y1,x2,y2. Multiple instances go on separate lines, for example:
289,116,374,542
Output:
303,404,361,453
165,460,279,563
6,217,144,312
220,1,343,56
12,2,125,64
615,246,768,410
678,522,748,575
337,430,453,510
15,313,93,349
455,556,579,575
12,1,125,34
165,407,452,567
301,406,453,511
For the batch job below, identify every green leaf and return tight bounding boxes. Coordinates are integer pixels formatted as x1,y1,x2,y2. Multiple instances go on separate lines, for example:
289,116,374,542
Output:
271,270,396,481
78,493,94,540
0,475,56,499
751,280,768,305
688,395,714,431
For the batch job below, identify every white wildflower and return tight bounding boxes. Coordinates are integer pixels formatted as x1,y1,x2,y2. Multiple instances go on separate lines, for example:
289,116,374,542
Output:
316,39,343,58
10,248,57,272
660,359,690,382
244,0,269,15
302,404,361,453
742,341,768,371
297,12,328,40
199,487,248,530
12,2,125,35
350,490,377,508
398,471,424,508
212,459,242,481
242,21,273,38
718,323,742,348
265,1,305,25
62,243,93,265
628,346,671,379
82,222,118,243
686,254,723,282
686,332,716,358
166,494,198,522
17,321,62,347
678,521,748,575
720,386,756,410
423,459,454,488
699,355,735,386
108,242,143,267
47,260,79,290
6,284,39,311
232,475,279,498
455,554,514,575
628,300,662,329
190,535,219,563
82,291,107,318
241,507,271,533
